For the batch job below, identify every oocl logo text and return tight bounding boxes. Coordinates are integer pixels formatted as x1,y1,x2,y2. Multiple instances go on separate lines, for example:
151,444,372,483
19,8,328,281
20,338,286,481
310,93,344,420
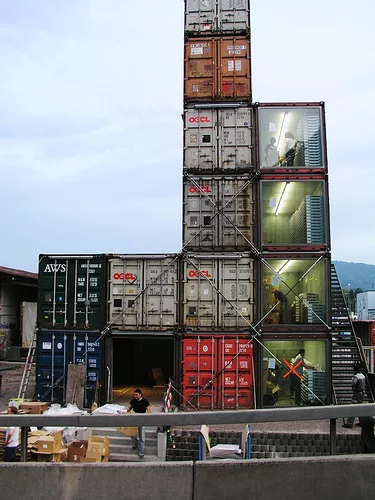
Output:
189,116,210,123
114,273,137,282
188,270,212,278
189,186,212,194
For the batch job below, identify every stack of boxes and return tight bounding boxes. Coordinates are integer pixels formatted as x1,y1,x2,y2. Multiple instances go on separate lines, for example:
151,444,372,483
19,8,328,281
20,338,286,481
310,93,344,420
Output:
181,0,255,409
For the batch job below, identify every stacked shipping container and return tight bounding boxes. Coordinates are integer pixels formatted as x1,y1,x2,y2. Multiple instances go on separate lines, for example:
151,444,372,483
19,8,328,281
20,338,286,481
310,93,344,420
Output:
34,2,334,410
181,0,255,409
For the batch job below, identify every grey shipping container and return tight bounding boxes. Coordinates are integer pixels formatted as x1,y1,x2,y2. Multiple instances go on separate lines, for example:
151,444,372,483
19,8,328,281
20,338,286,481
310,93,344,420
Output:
184,106,253,173
183,175,254,250
108,255,179,330
185,0,250,34
182,253,254,330
38,254,107,329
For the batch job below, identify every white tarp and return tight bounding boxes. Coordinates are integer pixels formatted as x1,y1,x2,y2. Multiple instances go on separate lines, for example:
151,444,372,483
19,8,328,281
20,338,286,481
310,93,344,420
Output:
21,302,37,347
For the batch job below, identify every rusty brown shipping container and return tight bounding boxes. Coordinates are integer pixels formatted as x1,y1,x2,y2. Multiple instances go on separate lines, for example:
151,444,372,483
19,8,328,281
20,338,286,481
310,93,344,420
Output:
184,37,251,101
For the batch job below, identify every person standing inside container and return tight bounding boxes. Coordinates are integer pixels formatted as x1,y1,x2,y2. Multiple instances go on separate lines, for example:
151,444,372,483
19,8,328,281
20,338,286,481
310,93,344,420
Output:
273,289,288,324
343,364,366,428
292,349,315,406
127,389,151,459
4,406,19,462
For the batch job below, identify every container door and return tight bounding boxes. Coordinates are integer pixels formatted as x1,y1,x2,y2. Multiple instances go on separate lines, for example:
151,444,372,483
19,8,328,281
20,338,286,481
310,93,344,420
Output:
72,332,102,407
182,336,217,409
184,108,217,172
185,0,215,34
218,107,253,171
185,39,215,101
37,331,69,403
218,257,254,329
219,0,251,33
72,258,106,329
183,258,217,329
219,177,254,249
143,257,178,329
218,37,251,100
38,258,69,328
108,258,143,328
38,255,106,329
218,336,254,409
183,176,218,249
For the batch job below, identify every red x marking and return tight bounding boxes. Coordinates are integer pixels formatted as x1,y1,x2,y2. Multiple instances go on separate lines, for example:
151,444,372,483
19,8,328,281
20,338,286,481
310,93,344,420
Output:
283,358,303,380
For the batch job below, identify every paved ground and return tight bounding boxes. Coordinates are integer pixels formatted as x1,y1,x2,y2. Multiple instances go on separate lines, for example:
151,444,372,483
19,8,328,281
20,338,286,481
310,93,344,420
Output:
0,363,362,437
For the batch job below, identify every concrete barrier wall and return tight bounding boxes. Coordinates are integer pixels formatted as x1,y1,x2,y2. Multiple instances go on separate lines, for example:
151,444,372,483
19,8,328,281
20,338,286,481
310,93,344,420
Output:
1,457,375,500
0,462,194,500
194,456,375,500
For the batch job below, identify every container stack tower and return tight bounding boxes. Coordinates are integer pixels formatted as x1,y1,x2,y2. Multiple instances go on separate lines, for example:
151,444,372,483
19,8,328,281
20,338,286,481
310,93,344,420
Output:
181,1,255,409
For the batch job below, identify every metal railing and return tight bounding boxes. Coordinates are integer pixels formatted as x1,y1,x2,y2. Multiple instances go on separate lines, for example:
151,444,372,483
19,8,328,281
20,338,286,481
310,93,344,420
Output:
363,346,375,373
1,403,375,463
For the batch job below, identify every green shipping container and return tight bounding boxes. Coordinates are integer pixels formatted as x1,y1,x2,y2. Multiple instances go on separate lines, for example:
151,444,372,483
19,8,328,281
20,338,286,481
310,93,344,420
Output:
38,254,107,329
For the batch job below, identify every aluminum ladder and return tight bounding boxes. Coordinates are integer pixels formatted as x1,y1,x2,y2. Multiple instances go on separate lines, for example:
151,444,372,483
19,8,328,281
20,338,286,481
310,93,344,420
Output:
17,327,37,399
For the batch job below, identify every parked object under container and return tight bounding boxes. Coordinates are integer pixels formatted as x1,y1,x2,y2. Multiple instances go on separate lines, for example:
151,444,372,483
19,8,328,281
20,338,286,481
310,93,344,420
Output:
185,0,251,35
38,254,107,330
184,105,253,173
184,37,251,101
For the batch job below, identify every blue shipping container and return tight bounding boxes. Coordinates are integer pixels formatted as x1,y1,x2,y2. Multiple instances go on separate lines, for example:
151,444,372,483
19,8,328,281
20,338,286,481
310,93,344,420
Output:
36,330,103,407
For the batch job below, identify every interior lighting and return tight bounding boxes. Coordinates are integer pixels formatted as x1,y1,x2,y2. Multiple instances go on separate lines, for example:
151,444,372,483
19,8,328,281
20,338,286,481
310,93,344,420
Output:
276,111,288,149
275,182,290,216
278,260,293,275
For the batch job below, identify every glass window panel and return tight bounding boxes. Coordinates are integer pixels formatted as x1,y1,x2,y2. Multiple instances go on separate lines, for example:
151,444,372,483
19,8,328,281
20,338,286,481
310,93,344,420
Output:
262,340,327,407
262,259,327,325
259,107,324,169
261,181,326,245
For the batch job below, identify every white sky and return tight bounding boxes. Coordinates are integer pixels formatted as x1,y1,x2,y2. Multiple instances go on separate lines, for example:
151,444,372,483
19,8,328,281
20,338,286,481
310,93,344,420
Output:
1,0,374,271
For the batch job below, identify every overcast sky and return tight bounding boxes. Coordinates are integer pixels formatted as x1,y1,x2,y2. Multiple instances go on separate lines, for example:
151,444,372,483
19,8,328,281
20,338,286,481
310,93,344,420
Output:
1,0,374,272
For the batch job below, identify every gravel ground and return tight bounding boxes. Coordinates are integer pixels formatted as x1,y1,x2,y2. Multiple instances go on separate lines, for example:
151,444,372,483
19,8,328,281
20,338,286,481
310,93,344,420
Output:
0,363,361,437
0,362,35,412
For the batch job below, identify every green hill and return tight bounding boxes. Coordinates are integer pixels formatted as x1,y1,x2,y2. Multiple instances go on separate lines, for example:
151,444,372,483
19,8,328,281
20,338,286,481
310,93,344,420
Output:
333,261,375,291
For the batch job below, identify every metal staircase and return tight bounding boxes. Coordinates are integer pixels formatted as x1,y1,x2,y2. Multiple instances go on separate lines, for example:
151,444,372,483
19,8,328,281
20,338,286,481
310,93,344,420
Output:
331,264,373,404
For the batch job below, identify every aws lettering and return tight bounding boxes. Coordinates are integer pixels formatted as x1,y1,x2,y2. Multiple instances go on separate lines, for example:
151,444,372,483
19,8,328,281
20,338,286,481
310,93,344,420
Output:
44,264,67,273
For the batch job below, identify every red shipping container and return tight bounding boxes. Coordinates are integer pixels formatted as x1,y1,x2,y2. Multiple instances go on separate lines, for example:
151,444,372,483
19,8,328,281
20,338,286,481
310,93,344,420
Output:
370,321,375,346
217,389,253,410
181,335,254,410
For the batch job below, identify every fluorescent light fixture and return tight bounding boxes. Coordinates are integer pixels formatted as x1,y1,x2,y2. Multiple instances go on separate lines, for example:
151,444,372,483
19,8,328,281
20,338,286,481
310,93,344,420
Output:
275,182,290,216
278,260,293,275
276,112,288,149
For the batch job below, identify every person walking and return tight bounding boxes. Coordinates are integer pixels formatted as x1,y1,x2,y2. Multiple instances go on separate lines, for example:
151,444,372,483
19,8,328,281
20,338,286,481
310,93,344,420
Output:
126,389,151,458
292,349,315,406
358,415,375,453
4,406,19,462
343,364,366,428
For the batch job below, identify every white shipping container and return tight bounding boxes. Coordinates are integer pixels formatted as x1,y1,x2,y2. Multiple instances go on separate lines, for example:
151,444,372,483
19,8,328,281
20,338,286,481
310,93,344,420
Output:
182,253,254,330
357,291,375,321
184,107,253,173
185,0,250,34
183,175,254,249
108,255,179,330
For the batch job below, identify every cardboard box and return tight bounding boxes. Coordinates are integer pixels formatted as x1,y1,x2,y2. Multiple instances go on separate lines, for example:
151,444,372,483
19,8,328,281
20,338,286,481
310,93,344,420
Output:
37,431,63,453
87,436,110,456
20,402,48,415
67,441,88,463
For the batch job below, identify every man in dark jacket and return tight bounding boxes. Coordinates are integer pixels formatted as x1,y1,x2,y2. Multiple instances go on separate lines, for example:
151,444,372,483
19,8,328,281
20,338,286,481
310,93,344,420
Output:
343,364,366,428
358,416,375,453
